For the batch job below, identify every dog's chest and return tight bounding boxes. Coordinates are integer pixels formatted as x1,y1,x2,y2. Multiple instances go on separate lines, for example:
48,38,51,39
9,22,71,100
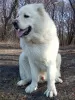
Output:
20,38,44,56
20,39,48,65
26,44,45,60
26,45,47,70
25,44,47,70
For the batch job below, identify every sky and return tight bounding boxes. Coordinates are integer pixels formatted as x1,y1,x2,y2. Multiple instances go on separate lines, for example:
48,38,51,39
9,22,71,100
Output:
58,0,69,3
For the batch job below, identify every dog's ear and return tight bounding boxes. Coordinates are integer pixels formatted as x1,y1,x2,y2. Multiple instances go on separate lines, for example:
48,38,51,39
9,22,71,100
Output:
36,3,45,16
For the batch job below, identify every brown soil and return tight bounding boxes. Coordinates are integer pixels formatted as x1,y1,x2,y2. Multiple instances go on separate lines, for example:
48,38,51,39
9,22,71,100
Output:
0,43,75,100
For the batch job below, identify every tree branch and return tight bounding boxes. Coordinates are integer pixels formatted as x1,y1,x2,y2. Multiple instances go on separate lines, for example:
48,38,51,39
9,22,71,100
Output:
68,0,75,14
7,0,18,20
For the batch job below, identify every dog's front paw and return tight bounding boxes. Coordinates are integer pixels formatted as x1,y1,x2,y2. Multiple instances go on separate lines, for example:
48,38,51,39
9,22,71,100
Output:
17,80,27,86
25,83,37,93
56,78,63,83
44,88,57,98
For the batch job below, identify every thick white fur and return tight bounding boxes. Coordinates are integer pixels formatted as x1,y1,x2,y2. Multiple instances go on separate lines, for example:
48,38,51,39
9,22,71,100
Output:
16,4,62,97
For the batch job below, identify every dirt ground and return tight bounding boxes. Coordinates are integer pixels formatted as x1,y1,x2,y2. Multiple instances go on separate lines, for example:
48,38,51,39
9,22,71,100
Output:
0,43,75,100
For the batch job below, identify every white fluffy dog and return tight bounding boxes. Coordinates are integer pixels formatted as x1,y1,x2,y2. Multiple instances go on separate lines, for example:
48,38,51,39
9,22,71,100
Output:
13,3,63,98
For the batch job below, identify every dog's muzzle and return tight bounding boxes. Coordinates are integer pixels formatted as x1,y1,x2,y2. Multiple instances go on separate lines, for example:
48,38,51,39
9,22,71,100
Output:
12,20,32,37
12,20,19,30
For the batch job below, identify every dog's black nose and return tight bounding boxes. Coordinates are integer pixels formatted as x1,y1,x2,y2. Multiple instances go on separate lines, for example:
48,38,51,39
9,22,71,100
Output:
12,20,19,30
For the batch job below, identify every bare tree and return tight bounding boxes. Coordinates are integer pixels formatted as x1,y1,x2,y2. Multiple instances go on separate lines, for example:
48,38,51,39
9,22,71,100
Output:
68,0,75,14
67,0,75,44
2,0,18,40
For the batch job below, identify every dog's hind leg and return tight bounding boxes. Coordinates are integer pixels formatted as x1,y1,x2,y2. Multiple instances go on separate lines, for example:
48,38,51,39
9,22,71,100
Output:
17,52,31,86
55,53,63,83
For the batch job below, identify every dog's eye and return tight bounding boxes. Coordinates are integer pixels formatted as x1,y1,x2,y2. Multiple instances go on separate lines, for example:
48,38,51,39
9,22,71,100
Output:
24,14,29,18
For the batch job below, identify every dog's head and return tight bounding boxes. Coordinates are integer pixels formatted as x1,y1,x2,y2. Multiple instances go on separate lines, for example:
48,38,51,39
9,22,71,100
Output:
13,3,47,38
13,3,57,44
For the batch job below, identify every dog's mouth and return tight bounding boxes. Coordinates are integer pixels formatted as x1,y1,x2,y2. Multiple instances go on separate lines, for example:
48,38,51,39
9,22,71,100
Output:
16,26,32,37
